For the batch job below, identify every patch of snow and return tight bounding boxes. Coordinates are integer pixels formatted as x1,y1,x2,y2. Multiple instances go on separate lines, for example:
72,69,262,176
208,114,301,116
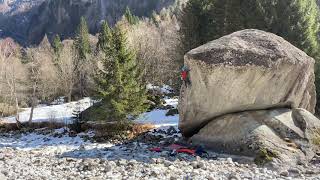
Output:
146,84,174,94
0,130,113,154
164,97,178,108
2,97,93,124
135,98,179,127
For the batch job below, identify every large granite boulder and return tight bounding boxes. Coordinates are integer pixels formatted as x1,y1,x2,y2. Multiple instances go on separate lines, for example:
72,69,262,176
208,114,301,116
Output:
190,108,320,168
179,29,316,137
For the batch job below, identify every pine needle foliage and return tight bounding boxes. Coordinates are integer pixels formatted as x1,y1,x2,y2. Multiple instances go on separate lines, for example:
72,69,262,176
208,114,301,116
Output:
96,22,148,122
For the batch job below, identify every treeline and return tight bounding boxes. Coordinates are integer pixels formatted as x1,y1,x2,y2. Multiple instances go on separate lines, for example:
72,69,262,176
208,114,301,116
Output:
0,7,181,123
179,0,320,111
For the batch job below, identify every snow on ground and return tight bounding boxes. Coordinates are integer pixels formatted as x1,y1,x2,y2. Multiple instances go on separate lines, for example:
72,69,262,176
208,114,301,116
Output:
146,84,174,95
2,98,93,124
0,128,112,154
135,97,179,127
2,95,179,128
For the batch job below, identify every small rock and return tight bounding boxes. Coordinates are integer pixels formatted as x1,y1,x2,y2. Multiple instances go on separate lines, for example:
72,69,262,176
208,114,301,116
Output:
128,159,137,166
79,144,86,151
150,170,159,177
197,161,205,169
163,160,172,167
191,161,198,169
305,170,315,174
280,170,289,177
288,168,300,175
104,164,113,172
0,173,7,180
170,175,178,180
284,138,291,143
228,174,240,180
226,158,233,164
117,159,127,166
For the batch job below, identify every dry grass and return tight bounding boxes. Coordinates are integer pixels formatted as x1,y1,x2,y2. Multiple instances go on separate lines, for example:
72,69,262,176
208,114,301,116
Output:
89,121,155,142
0,103,17,117
0,121,66,133
127,123,155,139
0,120,155,142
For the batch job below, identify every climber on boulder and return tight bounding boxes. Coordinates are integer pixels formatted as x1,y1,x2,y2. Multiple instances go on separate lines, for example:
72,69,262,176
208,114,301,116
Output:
181,65,190,86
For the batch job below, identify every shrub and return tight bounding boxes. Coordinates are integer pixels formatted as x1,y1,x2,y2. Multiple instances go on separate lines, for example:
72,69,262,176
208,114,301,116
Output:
254,148,278,165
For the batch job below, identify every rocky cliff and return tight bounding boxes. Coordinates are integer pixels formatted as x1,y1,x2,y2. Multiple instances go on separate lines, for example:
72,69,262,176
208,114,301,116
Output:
0,0,176,45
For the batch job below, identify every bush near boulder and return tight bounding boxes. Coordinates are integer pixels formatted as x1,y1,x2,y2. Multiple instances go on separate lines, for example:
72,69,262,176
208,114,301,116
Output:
254,148,279,165
147,94,166,111
80,103,109,122
166,108,179,116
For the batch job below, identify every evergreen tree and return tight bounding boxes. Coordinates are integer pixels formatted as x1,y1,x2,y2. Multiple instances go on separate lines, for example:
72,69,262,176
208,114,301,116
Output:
52,34,63,55
224,0,243,34
180,0,320,56
74,17,91,62
207,0,226,39
96,24,148,122
52,34,63,66
97,21,113,53
124,7,139,25
73,16,92,98
178,0,204,53
151,10,160,26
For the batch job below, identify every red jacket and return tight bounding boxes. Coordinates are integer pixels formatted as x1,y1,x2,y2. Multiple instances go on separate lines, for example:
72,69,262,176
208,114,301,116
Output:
181,71,187,80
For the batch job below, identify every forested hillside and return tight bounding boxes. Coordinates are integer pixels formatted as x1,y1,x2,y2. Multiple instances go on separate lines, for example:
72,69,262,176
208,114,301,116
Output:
0,0,177,45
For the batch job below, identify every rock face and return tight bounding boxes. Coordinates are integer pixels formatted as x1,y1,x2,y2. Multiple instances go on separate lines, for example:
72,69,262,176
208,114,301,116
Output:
179,29,320,168
179,29,316,137
190,108,320,168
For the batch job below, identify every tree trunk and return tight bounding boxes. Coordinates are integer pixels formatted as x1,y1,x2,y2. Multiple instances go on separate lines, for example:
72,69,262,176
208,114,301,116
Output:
68,90,72,103
28,82,37,125
28,101,35,125
15,96,21,128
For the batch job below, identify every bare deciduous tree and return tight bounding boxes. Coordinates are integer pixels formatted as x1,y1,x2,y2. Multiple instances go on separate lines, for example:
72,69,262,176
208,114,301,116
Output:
55,40,78,102
125,13,182,91
0,42,26,126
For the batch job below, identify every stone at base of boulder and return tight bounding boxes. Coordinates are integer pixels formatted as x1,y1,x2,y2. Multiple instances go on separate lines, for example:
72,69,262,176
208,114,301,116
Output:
190,108,320,170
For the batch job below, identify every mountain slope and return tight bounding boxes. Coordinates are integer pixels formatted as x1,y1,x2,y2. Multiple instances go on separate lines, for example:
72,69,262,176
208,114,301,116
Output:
0,0,175,45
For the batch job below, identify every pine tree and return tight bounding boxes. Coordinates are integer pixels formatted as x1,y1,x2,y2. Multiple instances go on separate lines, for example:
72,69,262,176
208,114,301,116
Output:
180,0,320,55
96,24,148,122
179,0,204,53
97,21,113,54
207,0,226,39
74,17,91,61
124,7,139,25
224,0,243,34
151,10,160,26
52,34,63,55
52,34,63,66
73,16,92,98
